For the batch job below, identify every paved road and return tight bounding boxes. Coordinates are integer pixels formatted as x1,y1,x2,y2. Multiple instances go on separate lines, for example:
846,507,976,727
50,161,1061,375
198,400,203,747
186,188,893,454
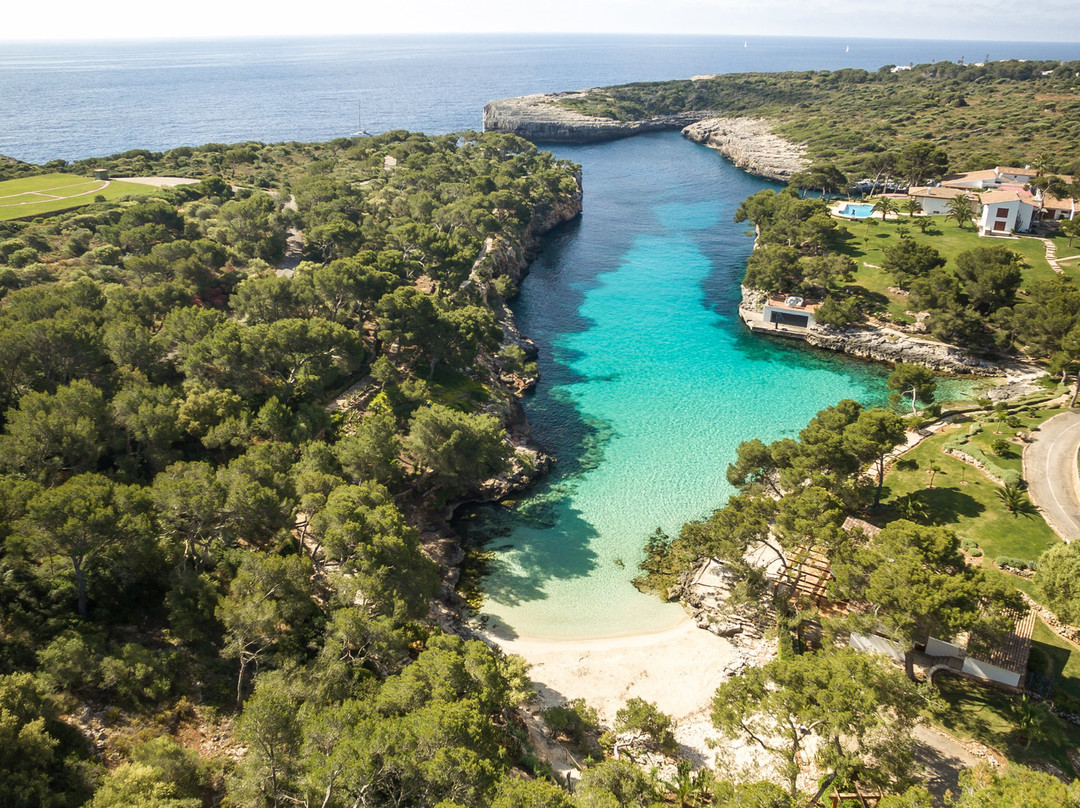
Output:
1025,410,1080,542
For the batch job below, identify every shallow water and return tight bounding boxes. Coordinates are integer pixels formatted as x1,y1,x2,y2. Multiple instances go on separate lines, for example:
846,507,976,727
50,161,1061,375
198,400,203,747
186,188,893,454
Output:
463,133,893,640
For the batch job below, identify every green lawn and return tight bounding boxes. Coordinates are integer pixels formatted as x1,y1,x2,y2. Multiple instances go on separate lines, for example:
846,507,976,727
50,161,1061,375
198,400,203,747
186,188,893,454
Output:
0,173,153,220
831,213,1074,322
1050,230,1080,261
958,405,1068,478
876,425,1061,566
932,674,1080,774
1031,619,1080,703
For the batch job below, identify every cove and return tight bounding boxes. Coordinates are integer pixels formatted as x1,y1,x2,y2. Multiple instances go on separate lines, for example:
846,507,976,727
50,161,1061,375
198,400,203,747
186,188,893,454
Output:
463,132,890,640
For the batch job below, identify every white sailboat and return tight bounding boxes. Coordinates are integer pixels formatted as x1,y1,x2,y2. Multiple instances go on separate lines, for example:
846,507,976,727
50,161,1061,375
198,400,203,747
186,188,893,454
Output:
354,102,372,137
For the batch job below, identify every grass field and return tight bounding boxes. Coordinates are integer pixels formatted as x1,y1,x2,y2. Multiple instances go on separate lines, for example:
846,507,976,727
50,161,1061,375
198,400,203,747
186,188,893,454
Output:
931,674,1080,774
830,214,1080,323
0,172,154,220
875,422,1062,567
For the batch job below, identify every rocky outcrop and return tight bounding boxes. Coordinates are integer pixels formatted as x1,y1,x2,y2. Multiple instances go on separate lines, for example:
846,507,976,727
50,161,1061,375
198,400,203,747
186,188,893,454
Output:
681,118,808,182
738,285,1000,374
804,323,1000,375
483,92,708,143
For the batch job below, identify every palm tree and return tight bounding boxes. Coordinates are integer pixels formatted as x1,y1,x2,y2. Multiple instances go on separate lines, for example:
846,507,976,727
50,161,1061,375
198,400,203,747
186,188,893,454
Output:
872,197,897,221
997,482,1033,516
945,194,976,229
901,198,924,218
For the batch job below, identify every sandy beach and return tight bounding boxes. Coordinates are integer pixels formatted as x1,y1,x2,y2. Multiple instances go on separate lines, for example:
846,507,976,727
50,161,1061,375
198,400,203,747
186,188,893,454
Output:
484,613,771,768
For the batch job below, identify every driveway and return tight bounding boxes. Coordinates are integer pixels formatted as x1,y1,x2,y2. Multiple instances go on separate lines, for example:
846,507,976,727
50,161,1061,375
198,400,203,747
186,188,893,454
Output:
1025,410,1080,542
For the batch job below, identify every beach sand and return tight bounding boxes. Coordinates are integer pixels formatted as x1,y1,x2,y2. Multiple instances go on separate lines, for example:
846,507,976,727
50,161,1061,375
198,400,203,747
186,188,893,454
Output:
485,614,770,768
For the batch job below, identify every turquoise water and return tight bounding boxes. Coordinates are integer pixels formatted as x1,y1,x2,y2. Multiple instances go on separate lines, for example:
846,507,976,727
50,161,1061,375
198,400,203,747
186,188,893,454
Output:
463,133,891,640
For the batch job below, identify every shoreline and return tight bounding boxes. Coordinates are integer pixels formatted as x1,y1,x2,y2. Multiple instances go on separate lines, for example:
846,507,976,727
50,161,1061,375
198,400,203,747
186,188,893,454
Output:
481,613,774,769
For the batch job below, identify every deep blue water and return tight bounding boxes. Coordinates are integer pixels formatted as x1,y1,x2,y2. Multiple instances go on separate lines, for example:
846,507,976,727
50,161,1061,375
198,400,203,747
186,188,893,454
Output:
4,34,1077,638
2,34,1079,164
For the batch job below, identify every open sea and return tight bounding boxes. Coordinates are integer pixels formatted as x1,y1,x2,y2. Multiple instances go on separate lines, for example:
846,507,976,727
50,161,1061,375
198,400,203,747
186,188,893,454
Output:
5,34,1078,639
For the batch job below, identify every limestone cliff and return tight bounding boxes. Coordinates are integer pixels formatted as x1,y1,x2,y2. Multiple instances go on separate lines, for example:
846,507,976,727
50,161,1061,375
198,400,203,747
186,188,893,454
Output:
803,324,1000,376
681,118,808,182
738,286,1000,375
483,94,810,186
483,92,707,143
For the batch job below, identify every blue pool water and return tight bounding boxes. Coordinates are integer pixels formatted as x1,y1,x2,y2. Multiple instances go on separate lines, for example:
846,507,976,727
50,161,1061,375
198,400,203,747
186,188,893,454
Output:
839,203,876,218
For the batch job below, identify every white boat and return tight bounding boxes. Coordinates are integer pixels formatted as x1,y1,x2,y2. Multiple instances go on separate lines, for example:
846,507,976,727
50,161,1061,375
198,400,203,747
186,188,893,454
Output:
354,102,372,137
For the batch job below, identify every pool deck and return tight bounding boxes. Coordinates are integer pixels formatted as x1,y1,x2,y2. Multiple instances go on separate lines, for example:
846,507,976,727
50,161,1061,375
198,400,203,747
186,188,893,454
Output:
829,198,915,221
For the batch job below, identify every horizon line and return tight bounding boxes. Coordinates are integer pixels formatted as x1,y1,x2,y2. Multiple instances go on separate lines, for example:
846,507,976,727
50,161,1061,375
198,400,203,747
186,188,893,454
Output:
3,31,1080,46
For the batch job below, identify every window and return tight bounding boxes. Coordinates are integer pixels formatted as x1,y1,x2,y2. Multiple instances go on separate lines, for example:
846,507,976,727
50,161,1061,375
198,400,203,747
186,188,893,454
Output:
996,206,1010,219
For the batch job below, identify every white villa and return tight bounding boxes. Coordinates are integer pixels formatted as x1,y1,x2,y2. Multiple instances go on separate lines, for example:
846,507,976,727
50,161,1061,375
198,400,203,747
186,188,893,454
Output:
762,295,817,330
978,189,1037,236
941,165,1040,190
906,186,978,216
914,164,1079,236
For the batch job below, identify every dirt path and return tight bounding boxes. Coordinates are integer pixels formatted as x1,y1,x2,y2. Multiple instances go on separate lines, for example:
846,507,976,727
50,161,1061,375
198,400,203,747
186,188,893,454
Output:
912,724,993,800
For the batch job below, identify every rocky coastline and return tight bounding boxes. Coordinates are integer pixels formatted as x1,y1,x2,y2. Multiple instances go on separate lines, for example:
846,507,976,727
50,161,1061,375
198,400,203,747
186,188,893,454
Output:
427,170,584,608
482,91,706,143
483,93,810,184
680,117,808,182
737,285,1044,384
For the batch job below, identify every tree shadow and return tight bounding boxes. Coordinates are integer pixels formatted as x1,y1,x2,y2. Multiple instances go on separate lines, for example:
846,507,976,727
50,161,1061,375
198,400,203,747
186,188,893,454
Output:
879,484,985,524
845,284,890,310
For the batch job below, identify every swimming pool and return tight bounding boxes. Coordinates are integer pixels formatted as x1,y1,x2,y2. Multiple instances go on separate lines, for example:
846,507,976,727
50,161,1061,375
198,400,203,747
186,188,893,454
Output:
838,203,875,218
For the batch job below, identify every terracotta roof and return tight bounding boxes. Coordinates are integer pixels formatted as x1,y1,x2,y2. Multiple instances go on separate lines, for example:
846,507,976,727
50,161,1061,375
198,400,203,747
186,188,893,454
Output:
997,166,1037,176
908,186,974,200
842,516,882,537
980,189,1032,205
942,169,998,186
966,607,1036,675
1042,193,1077,212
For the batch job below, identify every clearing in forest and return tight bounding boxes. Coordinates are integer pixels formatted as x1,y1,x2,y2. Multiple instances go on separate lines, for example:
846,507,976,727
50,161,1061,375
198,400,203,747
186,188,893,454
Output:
0,172,153,220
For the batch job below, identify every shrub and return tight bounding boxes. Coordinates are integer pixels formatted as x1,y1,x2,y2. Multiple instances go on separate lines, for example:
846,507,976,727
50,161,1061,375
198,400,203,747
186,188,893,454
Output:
991,437,1012,456
99,644,175,709
1001,469,1024,488
1006,415,1022,428
8,247,39,268
996,556,1039,571
814,294,862,327
36,631,104,698
541,698,601,754
614,697,676,751
960,537,983,557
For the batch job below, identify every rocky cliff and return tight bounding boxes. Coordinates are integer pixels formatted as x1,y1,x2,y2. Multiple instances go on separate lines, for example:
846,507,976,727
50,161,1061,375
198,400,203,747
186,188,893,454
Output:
483,92,707,143
681,118,809,182
739,284,1002,375
803,324,1001,376
483,94,810,185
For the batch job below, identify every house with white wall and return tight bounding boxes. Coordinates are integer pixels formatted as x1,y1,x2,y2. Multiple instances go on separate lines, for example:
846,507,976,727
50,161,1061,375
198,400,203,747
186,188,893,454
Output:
942,165,1039,190
850,605,1035,689
978,189,1037,235
762,295,817,330
907,186,980,216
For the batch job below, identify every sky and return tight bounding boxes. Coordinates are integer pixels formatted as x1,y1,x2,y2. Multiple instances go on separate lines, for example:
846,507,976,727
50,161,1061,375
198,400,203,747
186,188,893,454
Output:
4,0,1080,42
